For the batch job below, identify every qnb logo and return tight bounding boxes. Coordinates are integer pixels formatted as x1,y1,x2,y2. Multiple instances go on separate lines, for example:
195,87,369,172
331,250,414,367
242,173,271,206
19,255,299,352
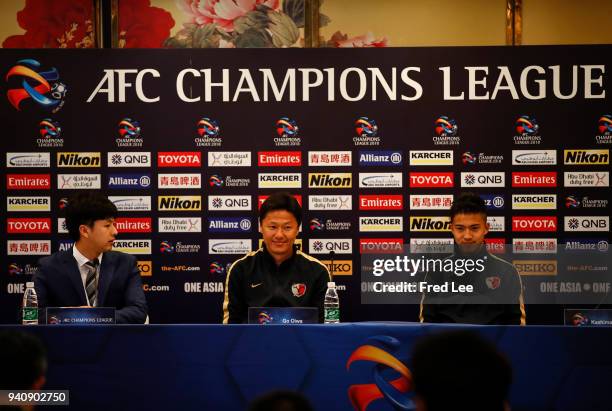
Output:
118,118,141,138
515,115,539,136
276,117,299,137
346,335,413,411
39,118,61,138
598,114,612,135
6,59,67,112
197,117,220,137
355,117,378,137
434,116,457,136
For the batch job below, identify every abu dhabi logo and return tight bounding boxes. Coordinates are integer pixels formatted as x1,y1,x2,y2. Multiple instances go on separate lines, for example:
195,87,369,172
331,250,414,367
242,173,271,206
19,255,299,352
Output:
6,59,67,113
347,335,413,410
196,117,221,147
433,116,460,145
274,117,301,146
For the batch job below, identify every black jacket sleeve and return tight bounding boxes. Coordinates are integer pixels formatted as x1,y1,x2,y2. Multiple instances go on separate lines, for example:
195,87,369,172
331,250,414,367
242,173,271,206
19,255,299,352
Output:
223,262,247,324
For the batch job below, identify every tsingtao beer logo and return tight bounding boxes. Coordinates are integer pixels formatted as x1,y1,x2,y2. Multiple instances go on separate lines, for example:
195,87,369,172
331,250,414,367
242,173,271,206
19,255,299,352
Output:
195,117,221,147
116,118,143,147
433,115,460,145
6,59,67,113
38,118,64,147
354,117,381,146
274,117,300,146
514,115,541,145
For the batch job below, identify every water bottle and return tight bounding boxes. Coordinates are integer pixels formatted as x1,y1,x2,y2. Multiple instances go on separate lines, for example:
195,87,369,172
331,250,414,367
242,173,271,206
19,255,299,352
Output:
22,282,38,325
324,282,340,324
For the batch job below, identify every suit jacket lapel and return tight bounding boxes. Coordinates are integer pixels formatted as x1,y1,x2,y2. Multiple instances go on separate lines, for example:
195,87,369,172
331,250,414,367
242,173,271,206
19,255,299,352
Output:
63,249,87,305
97,252,115,306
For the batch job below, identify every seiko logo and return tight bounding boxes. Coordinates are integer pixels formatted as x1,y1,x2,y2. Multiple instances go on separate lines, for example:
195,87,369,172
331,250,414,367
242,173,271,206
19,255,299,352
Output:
409,172,454,188
564,149,609,165
308,173,352,188
564,172,609,187
158,196,202,211
207,152,251,167
308,151,352,166
320,260,353,275
512,216,557,232
511,194,557,210
308,239,352,254
208,196,251,211
107,174,151,189
359,239,404,254
6,197,50,212
358,151,403,166
359,173,402,188
409,151,453,166
513,260,557,276
107,152,151,167
7,218,51,234
158,152,201,167
359,217,403,232
564,216,609,232
7,174,51,190
359,195,403,210
409,195,453,210
257,151,301,166
57,152,101,167
512,150,557,165
512,172,557,187
409,216,451,232
6,153,50,168
308,195,352,210
461,172,505,187
258,173,302,188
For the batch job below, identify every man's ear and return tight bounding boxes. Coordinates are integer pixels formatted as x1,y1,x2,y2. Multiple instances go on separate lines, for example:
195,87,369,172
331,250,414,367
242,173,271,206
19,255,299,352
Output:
79,224,89,239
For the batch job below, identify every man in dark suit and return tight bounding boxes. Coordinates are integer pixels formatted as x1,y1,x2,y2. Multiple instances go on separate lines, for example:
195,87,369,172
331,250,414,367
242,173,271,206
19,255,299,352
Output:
34,192,148,324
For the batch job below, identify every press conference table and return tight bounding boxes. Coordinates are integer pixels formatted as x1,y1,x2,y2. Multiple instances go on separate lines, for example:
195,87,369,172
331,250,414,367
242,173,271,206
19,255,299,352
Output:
2,323,611,411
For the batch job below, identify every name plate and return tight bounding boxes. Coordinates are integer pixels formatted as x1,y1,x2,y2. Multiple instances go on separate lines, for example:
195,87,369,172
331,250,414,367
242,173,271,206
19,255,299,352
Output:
248,307,318,324
565,309,612,327
46,307,116,325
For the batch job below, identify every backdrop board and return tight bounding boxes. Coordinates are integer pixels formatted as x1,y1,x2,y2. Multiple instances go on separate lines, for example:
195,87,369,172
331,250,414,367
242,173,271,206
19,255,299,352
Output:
1,46,610,324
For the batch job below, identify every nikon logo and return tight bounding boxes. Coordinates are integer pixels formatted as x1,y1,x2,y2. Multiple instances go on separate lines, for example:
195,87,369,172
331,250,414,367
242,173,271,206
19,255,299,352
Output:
308,173,352,188
57,152,101,167
564,150,609,165
410,216,451,232
158,196,202,211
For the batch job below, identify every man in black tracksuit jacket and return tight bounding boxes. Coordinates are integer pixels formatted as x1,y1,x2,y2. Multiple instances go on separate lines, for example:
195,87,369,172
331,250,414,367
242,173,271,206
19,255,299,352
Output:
223,192,330,324
420,193,526,325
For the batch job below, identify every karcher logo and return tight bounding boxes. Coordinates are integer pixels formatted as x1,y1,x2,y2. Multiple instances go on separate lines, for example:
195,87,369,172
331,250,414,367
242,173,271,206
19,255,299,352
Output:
410,216,451,232
511,194,557,210
308,173,352,188
359,217,403,232
57,152,101,167
564,150,609,165
7,196,50,212
112,240,152,255
158,196,202,211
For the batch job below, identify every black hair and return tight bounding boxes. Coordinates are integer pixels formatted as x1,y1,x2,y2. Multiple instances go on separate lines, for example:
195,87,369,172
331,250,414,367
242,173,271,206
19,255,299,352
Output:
450,192,487,222
65,192,118,241
249,390,313,411
0,330,47,390
259,192,302,225
411,330,512,411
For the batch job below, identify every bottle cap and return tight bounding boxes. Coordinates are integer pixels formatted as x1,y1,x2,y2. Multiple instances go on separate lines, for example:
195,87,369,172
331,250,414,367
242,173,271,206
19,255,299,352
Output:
327,281,336,288
26,282,34,288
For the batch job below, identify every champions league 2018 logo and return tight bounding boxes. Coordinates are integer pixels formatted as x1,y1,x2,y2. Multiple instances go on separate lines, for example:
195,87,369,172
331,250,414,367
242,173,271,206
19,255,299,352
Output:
354,117,381,146
433,116,460,145
6,59,67,113
514,115,542,145
274,117,301,146
596,114,612,144
196,117,222,147
347,335,414,410
117,117,144,147
37,118,64,147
